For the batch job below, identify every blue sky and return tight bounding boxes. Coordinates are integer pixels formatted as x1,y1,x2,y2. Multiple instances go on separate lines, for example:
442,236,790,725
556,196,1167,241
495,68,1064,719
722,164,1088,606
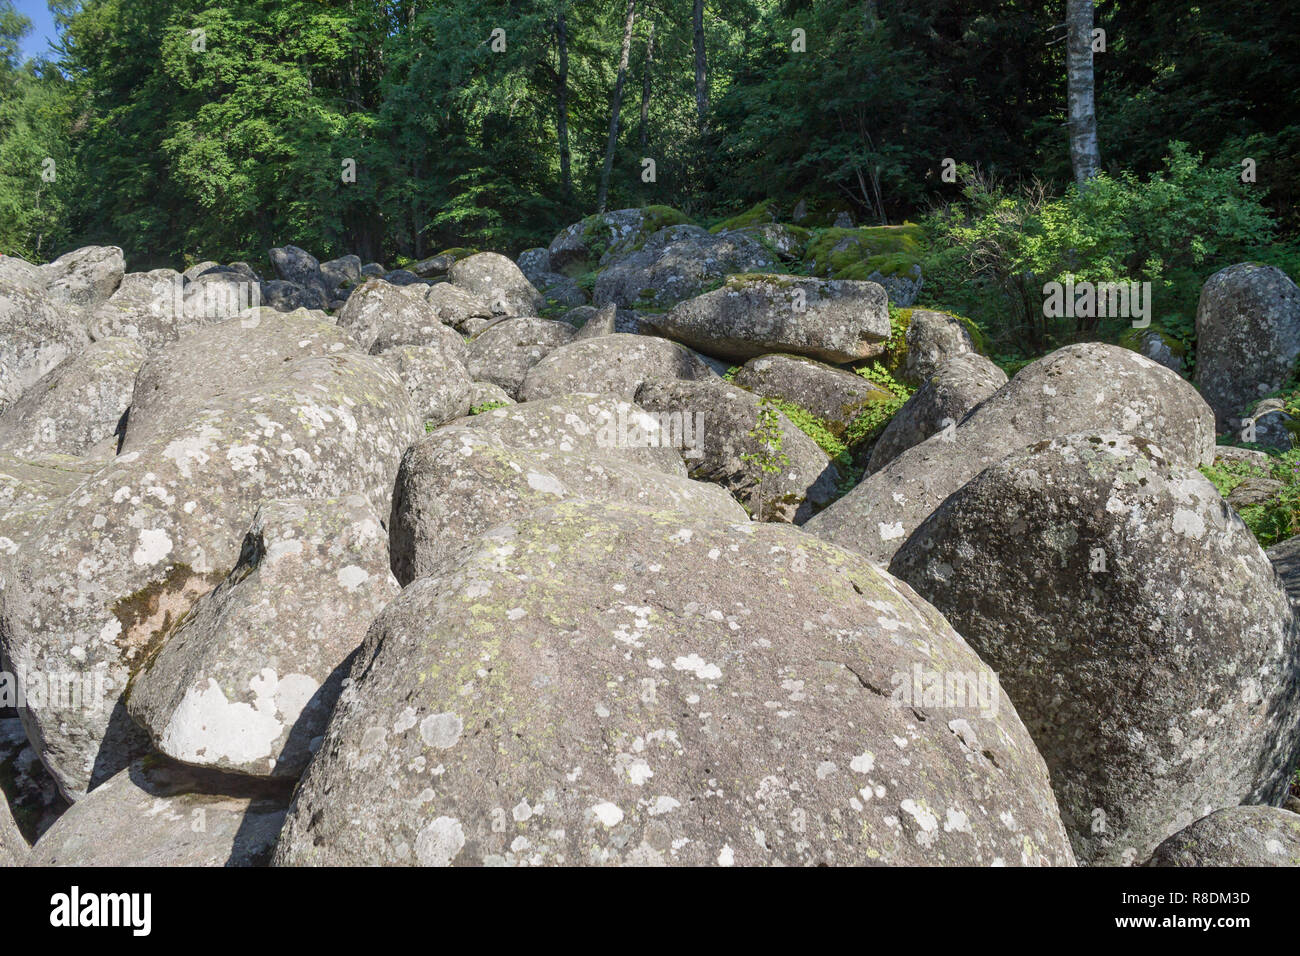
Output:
13,0,60,62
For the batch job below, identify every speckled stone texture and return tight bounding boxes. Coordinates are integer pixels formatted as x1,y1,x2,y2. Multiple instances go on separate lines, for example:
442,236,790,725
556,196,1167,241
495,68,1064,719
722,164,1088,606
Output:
519,333,717,402
807,343,1216,565
466,317,576,398
447,252,545,318
734,352,895,439
127,496,399,778
274,499,1076,867
890,432,1300,865
1145,806,1300,866
647,273,891,363
0,309,421,800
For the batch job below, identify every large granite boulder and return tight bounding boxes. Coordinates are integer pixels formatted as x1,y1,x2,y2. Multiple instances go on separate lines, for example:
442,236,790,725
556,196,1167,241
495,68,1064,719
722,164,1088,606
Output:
1145,806,1300,867
465,317,577,399
519,334,716,403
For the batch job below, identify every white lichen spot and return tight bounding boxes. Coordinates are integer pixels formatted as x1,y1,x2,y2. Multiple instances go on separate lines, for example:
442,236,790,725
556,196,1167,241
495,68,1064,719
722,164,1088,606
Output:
414,816,465,866
672,653,722,681
419,712,464,749
132,528,173,566
590,801,624,827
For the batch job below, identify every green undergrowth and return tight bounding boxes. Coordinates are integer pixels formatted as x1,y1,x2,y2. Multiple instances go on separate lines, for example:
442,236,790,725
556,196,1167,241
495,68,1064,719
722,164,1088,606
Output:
1201,446,1300,547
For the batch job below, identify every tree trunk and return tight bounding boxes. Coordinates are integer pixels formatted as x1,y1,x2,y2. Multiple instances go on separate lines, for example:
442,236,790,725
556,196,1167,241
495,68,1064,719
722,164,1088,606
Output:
693,0,708,136
596,0,637,214
555,6,573,205
1066,0,1101,185
639,21,655,152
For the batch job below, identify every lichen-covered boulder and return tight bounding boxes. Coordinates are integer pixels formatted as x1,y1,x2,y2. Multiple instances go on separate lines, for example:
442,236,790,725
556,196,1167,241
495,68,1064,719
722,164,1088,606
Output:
0,270,89,416
319,254,362,293
336,278,462,357
27,756,289,866
261,279,329,313
448,252,545,318
1144,807,1300,867
419,283,495,333
368,309,467,364
635,378,840,523
380,345,472,426
465,317,576,399
532,272,589,309
466,381,514,409
0,452,107,559
890,432,1300,865
574,303,616,341
902,310,978,385
0,337,144,459
389,425,746,585
733,353,895,439
516,248,551,284
592,225,777,309
808,344,1217,564
519,334,716,403
126,496,398,779
646,274,890,364
273,500,1075,867
546,208,674,274
1194,263,1300,431
40,245,125,310
268,245,328,296
451,393,684,475
0,309,421,800
867,354,1007,474
87,269,179,348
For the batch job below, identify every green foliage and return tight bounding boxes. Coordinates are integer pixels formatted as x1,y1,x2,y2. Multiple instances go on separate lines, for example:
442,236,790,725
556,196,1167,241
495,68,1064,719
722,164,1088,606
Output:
1201,449,1300,549
741,398,789,521
469,400,510,415
919,145,1284,362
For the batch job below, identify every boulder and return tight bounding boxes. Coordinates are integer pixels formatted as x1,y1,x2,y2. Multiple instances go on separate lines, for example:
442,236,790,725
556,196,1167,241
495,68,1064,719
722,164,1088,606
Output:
419,282,495,332
389,425,747,584
0,270,90,415
87,269,189,349
451,393,685,475
867,354,1007,474
546,208,659,274
807,344,1217,564
0,337,145,459
368,310,467,364
903,310,978,385
532,271,589,308
519,334,716,403
0,309,421,799
40,245,125,310
268,245,328,295
319,254,362,292
573,303,616,341
337,278,462,356
448,252,545,318
1242,397,1294,451
1195,263,1300,431
733,353,895,439
0,452,108,558
273,499,1075,866
516,248,551,284
890,432,1300,865
466,317,577,399
27,756,289,866
0,793,25,866
1145,807,1300,866
182,261,221,282
0,716,67,845
126,496,398,779
593,225,777,309
380,345,473,426
383,269,423,287
646,274,890,364
261,279,329,313
635,378,840,523
467,381,515,410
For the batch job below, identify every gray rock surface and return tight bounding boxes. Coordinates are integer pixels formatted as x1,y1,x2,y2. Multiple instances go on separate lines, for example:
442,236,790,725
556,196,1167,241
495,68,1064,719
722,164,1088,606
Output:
1145,806,1300,866
380,345,473,426
808,344,1217,564
466,317,576,399
593,225,778,309
903,310,978,385
28,756,289,866
635,378,840,523
867,354,1007,474
574,303,617,341
890,432,1300,865
0,309,420,800
734,353,895,438
0,270,90,416
1195,263,1300,431
273,499,1075,867
519,334,716,403
127,496,398,778
448,252,545,318
647,274,890,364
40,245,125,310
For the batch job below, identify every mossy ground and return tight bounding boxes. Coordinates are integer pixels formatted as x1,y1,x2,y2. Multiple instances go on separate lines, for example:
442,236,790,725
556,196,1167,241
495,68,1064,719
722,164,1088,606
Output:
802,224,924,282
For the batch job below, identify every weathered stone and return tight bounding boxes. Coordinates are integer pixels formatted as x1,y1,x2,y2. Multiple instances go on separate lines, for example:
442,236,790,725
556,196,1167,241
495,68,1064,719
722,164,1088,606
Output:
516,247,551,284
127,496,398,779
448,252,544,318
27,756,289,866
573,303,616,341
734,353,895,438
40,246,125,310
593,226,777,309
320,254,362,292
890,432,1300,865
0,272,89,416
519,334,716,403
261,279,329,313
418,282,495,332
867,354,1007,474
337,278,462,357
647,274,891,364
1195,263,1300,431
1145,806,1300,867
903,310,978,385
0,309,421,799
389,425,746,585
268,245,327,296
466,381,515,409
808,344,1217,564
380,345,472,426
635,377,840,523
466,317,576,399
0,337,144,459
273,499,1075,867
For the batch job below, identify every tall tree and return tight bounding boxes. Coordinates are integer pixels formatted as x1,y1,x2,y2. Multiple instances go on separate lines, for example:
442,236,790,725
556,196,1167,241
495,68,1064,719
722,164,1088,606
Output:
639,20,653,151
1066,0,1100,184
555,3,573,205
596,0,636,213
692,0,707,136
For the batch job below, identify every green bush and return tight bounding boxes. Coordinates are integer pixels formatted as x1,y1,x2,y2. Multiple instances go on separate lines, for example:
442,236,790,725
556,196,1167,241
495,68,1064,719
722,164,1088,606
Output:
919,143,1287,364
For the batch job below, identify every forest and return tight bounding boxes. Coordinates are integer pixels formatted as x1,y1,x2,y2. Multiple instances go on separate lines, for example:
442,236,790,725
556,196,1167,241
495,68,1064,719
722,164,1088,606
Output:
0,0,1298,364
